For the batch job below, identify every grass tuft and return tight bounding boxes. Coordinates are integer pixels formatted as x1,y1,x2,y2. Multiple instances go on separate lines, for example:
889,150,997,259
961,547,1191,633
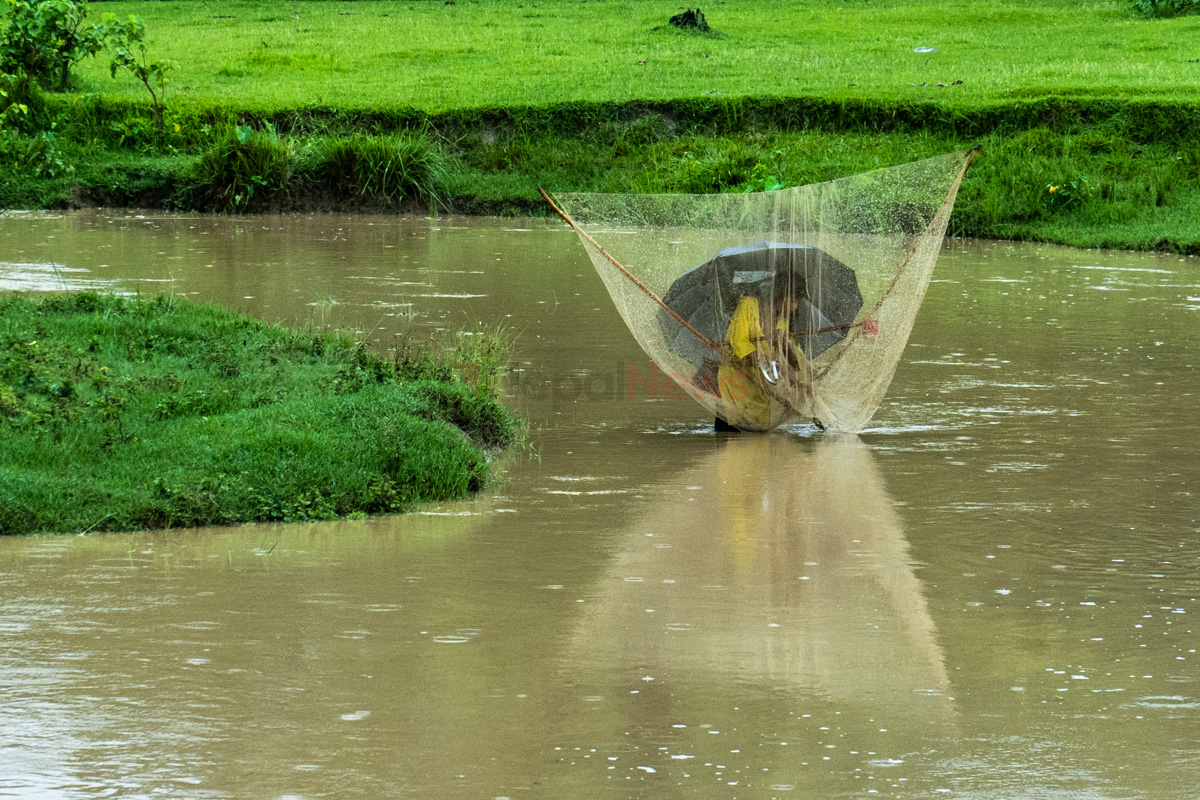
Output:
176,124,300,213
315,131,448,209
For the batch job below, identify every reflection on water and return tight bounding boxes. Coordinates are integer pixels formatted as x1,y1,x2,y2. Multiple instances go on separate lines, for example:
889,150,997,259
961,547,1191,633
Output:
1,212,1199,798
0,261,127,293
552,435,954,794
572,435,948,702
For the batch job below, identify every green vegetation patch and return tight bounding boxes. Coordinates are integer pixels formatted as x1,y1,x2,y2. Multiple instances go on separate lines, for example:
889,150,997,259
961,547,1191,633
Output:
0,292,516,535
4,0,1200,252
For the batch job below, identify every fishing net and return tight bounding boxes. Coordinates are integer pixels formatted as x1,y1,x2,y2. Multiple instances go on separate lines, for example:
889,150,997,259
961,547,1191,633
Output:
549,149,977,433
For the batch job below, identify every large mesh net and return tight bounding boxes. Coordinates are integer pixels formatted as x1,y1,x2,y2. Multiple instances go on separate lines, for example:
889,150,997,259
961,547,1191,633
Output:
550,149,977,433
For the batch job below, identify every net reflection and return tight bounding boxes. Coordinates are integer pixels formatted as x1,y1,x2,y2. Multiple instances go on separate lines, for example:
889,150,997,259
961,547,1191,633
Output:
543,435,952,792
569,433,949,707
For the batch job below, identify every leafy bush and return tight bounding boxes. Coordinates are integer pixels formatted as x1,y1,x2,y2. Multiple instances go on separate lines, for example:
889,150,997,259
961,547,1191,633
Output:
0,127,69,177
1,0,108,90
1043,176,1091,212
0,71,70,177
1131,0,1200,17
0,74,28,132
742,162,787,193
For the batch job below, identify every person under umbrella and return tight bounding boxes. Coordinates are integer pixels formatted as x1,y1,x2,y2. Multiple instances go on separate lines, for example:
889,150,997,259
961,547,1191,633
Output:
655,241,864,431
716,283,805,432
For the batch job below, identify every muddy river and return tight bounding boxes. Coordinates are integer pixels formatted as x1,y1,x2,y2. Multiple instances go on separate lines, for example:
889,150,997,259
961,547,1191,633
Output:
1,211,1198,799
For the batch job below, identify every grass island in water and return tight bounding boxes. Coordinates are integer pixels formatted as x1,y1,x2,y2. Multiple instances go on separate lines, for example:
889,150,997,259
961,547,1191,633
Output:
0,292,517,535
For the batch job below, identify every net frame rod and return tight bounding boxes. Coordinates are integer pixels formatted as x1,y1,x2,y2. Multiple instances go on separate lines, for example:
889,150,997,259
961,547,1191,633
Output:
538,187,722,353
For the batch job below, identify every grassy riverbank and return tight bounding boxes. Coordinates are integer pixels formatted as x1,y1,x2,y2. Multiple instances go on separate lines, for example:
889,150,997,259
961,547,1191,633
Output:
0,292,516,535
2,0,1199,251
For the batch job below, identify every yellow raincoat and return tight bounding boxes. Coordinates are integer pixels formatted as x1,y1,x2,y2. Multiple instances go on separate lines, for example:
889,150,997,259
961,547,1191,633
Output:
716,296,788,428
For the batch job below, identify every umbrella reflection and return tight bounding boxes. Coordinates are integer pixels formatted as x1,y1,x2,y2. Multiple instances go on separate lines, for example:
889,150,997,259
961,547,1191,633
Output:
571,434,949,705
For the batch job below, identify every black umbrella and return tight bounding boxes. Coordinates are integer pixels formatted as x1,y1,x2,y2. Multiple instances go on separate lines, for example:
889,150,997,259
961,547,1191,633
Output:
659,241,864,363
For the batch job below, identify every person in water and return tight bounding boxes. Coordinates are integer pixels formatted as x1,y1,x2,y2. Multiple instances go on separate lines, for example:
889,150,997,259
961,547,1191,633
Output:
715,285,805,432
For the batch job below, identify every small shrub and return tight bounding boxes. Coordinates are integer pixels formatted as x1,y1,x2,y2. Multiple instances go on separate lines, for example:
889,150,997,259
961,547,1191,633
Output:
104,13,177,135
0,127,70,177
1131,0,1200,17
0,68,52,134
179,124,299,212
1043,176,1091,212
742,162,787,193
315,132,448,208
0,70,76,178
0,76,28,133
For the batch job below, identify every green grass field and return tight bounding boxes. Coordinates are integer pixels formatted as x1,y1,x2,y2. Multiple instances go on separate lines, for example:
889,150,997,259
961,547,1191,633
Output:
3,0,1200,252
77,0,1200,112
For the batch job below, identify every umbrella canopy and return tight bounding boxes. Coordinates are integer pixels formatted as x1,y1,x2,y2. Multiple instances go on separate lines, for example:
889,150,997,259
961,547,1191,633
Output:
659,241,864,362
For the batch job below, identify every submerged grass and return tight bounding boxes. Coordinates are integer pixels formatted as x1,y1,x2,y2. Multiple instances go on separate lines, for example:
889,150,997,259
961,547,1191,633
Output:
0,292,517,535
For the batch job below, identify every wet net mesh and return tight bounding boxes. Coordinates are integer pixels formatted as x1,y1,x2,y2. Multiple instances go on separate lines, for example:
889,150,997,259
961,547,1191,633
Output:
551,149,976,433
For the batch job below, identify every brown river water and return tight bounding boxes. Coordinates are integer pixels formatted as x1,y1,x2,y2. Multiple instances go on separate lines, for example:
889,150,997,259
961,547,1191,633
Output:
1,210,1198,799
